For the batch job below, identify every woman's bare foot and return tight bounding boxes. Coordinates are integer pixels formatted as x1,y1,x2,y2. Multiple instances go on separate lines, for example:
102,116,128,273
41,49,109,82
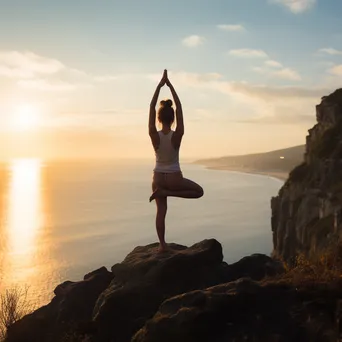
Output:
149,188,165,202
157,243,169,253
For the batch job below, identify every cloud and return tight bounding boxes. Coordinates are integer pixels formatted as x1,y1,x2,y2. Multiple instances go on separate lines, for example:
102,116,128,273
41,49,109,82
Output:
0,50,123,92
272,68,302,81
237,112,314,125
168,71,324,101
225,82,324,100
253,64,301,81
318,48,342,56
228,49,268,58
17,79,90,92
93,75,118,82
146,72,223,85
265,60,283,68
271,0,316,13
167,71,324,99
252,67,265,74
0,51,64,78
182,35,205,48
166,71,330,125
217,24,245,32
329,65,342,76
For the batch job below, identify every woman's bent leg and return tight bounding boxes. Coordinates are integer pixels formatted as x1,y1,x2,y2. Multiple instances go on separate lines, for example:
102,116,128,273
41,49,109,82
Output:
163,177,204,199
155,196,168,251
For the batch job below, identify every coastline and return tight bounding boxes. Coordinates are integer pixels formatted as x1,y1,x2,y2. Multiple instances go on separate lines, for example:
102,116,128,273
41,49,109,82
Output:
200,165,288,181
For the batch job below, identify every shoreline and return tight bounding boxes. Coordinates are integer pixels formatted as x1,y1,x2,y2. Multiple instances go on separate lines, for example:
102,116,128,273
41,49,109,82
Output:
198,164,288,181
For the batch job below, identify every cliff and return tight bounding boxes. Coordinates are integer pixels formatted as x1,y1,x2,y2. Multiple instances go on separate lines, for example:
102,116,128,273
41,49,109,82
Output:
272,88,342,262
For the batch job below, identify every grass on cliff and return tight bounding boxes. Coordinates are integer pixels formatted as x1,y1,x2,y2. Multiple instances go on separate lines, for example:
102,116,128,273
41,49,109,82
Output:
273,239,342,287
0,286,35,342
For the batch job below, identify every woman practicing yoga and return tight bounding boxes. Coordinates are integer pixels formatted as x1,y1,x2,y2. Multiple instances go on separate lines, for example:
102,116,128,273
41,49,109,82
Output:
149,69,204,252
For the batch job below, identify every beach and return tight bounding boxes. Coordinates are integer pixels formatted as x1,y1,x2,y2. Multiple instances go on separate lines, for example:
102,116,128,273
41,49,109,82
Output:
205,165,289,181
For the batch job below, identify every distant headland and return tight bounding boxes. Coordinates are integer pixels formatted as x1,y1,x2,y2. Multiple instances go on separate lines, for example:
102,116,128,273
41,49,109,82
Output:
194,145,305,181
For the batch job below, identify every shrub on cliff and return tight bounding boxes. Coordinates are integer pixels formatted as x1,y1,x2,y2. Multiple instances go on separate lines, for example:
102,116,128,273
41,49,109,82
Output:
274,238,342,287
0,286,34,342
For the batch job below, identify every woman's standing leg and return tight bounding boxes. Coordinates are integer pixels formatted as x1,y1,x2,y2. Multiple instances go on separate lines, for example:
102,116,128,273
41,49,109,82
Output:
155,196,168,251
152,172,169,251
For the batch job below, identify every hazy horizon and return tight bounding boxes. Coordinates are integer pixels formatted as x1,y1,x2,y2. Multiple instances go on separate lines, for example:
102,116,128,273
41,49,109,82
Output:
1,0,341,160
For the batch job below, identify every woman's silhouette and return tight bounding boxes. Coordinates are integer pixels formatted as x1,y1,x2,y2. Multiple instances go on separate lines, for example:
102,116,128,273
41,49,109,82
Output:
149,69,204,252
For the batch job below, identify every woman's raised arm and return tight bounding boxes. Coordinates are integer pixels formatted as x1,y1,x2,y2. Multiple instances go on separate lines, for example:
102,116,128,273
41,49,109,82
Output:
149,70,167,135
167,79,184,135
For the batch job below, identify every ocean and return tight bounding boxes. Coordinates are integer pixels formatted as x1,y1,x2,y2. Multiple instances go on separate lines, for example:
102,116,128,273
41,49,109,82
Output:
0,159,283,307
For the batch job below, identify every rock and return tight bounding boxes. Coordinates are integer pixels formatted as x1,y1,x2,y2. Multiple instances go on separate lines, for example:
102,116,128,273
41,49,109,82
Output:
6,267,113,342
133,279,342,342
225,254,285,281
92,239,228,342
272,88,342,263
5,240,282,342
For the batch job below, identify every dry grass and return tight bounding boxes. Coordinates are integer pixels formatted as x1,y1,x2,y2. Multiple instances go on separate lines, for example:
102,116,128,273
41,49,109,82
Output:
0,286,35,342
268,240,342,289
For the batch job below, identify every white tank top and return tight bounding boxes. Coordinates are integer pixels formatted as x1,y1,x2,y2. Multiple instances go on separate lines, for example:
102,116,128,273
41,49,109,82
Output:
154,130,181,173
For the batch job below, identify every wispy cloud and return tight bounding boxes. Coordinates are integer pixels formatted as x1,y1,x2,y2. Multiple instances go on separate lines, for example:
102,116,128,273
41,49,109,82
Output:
329,65,342,76
182,35,205,48
17,79,88,92
271,0,316,13
237,112,314,125
253,60,301,81
162,71,322,100
0,51,64,78
318,48,342,56
166,71,327,125
272,68,301,81
0,50,121,92
217,24,245,32
228,49,268,58
253,66,302,81
265,60,283,68
93,75,118,82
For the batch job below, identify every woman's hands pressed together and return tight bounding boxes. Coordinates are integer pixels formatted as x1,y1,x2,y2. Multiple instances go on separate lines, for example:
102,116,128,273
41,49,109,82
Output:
159,69,170,88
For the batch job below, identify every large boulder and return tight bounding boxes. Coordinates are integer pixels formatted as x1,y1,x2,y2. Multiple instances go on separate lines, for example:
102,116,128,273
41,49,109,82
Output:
6,267,113,342
225,253,284,281
92,239,228,342
133,278,342,342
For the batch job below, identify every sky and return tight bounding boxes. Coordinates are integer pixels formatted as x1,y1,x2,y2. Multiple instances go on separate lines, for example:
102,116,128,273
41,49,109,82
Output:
0,0,341,160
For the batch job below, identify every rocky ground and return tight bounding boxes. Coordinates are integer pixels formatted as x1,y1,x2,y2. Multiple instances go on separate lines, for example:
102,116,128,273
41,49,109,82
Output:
5,238,342,342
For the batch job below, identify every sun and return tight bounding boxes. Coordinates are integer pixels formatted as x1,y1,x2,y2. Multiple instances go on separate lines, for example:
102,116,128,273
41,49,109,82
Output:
13,104,40,130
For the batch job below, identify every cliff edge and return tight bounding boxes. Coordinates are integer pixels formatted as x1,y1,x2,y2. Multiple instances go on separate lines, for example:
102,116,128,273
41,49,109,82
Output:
5,240,282,342
272,88,342,262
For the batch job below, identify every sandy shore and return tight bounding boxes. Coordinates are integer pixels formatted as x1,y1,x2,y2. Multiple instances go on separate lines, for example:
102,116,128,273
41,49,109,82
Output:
203,165,289,181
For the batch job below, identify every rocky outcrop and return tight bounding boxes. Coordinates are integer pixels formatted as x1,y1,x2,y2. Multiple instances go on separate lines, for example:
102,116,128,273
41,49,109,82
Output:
92,239,228,342
272,89,342,262
133,278,342,342
6,267,113,342
5,240,282,342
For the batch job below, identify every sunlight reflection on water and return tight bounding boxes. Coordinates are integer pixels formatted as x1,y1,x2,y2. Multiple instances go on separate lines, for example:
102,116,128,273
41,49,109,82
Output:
0,159,45,298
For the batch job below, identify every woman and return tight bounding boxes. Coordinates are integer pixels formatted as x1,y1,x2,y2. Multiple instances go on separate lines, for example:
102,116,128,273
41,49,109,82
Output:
149,69,204,252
